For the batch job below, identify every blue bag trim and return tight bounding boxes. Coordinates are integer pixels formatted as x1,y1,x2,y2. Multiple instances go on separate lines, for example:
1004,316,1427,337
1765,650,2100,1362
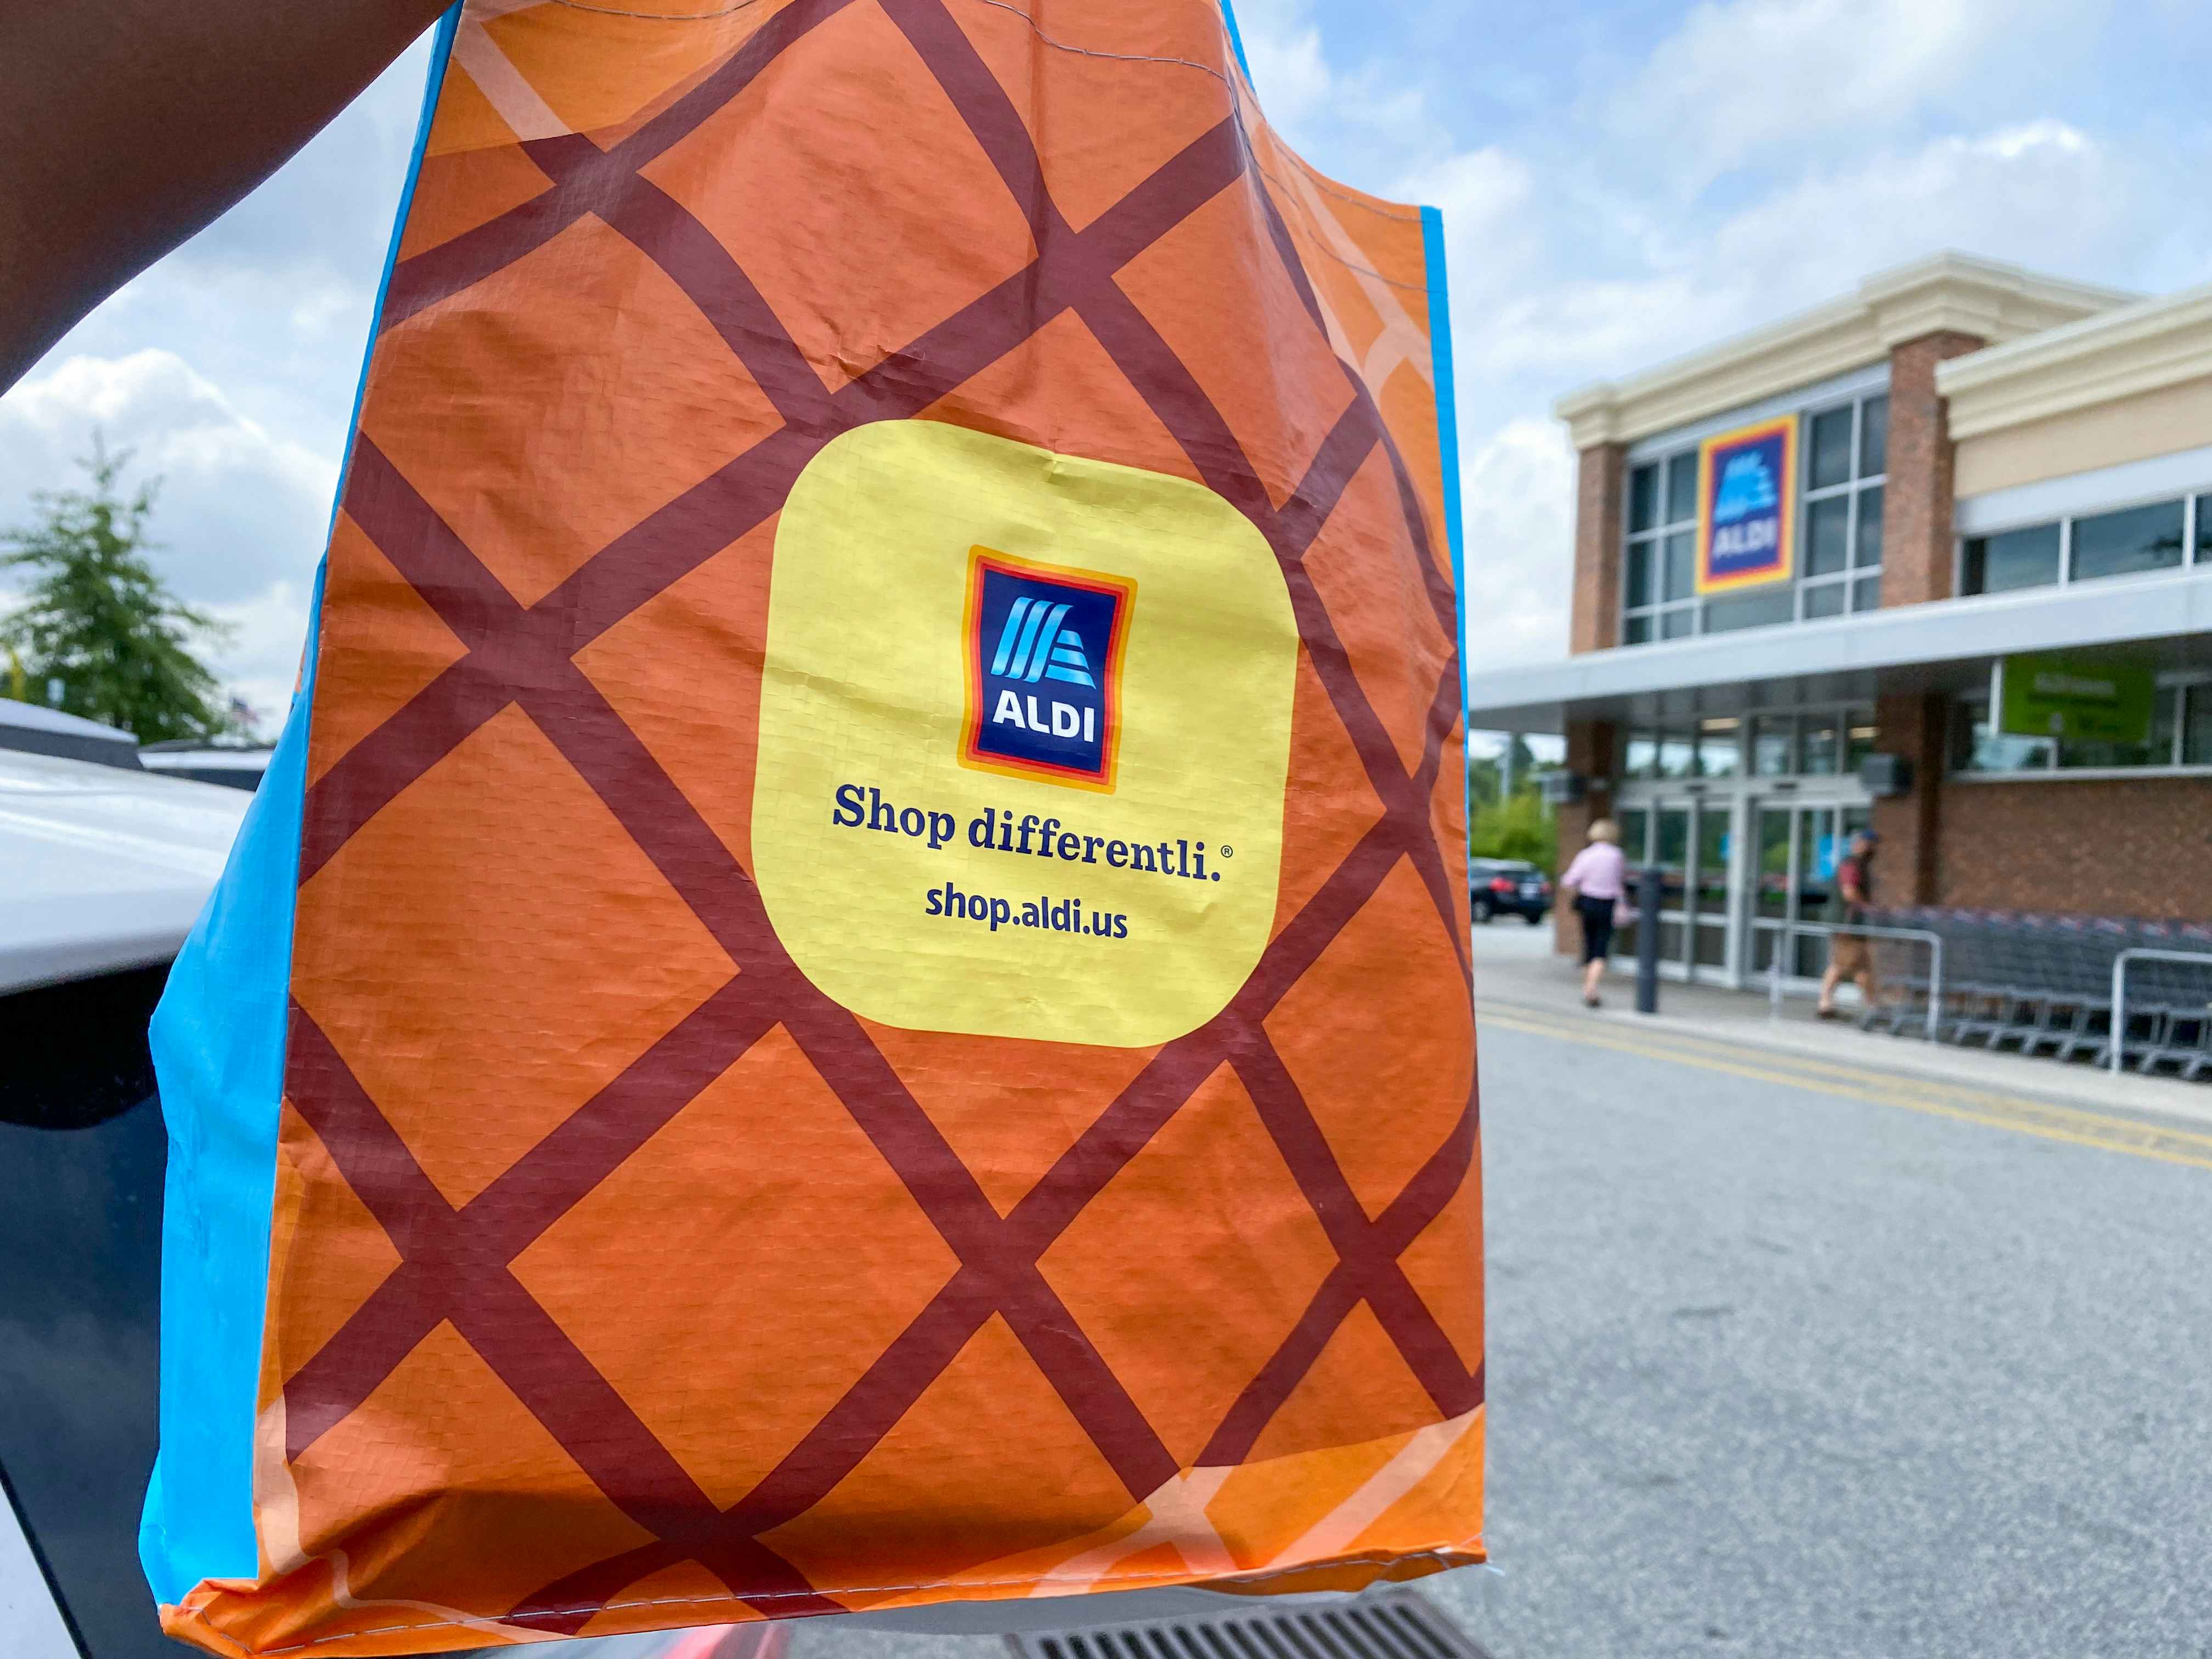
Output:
1217,0,1254,82
140,563,325,1605
1419,205,1468,743
139,9,460,1607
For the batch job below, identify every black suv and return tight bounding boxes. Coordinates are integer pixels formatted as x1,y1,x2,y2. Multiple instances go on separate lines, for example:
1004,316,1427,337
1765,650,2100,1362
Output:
1469,858,1553,924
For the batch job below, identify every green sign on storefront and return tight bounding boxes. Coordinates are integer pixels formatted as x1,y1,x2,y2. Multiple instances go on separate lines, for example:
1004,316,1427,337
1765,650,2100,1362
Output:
1995,651,2157,743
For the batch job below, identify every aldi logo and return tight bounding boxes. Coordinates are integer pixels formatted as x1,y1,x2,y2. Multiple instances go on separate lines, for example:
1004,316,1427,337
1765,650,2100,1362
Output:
962,549,1134,790
1695,414,1798,594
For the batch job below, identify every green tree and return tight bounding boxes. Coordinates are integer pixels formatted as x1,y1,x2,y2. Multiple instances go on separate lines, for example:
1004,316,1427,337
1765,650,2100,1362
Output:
1,439,234,742
1464,732,1544,817
1464,749,1501,814
1470,786,1557,875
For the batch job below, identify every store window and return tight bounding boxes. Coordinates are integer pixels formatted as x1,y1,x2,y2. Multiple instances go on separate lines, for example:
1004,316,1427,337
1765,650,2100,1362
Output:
1619,806,1650,864
1628,708,1867,782
1961,523,2059,593
1799,713,1840,776
1621,450,1699,644
1751,708,1872,778
1620,392,1887,646
1751,715,1795,777
1952,679,2212,773
1846,713,1879,772
2188,686,2212,766
1961,493,2203,597
1697,716,1742,777
1795,394,1886,623
2072,499,2186,582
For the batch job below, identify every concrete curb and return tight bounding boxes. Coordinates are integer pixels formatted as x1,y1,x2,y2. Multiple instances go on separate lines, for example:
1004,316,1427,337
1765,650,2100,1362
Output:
1475,973,2212,1137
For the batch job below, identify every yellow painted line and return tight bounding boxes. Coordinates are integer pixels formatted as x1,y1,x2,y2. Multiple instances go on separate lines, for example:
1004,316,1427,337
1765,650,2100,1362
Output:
1490,1003,2212,1153
1479,1007,2212,1175
1483,1002,2210,1137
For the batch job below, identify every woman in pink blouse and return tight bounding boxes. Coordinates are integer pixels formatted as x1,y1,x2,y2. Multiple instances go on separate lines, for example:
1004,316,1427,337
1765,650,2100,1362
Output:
1559,820,1628,1008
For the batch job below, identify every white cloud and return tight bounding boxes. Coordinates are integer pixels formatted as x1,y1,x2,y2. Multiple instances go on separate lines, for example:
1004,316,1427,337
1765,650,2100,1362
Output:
1244,21,1336,138
1613,0,2096,181
1457,416,1576,673
1475,119,2147,395
0,351,338,603
1697,120,2130,300
1236,0,1451,175
204,580,315,734
1400,146,1538,307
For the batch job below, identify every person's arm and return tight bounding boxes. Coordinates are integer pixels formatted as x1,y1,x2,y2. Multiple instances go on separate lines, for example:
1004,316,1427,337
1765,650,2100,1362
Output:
0,0,452,392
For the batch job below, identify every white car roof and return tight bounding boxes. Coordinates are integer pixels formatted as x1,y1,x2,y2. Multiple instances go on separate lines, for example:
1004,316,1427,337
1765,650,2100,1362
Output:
138,747,272,772
0,746,249,994
0,699,143,764
0,701,138,741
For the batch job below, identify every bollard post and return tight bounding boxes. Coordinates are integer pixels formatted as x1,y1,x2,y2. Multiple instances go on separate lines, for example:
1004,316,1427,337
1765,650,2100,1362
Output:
1636,864,1661,1015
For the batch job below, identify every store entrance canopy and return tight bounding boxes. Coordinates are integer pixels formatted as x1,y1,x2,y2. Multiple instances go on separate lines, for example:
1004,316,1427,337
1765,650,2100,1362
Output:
1464,569,2212,735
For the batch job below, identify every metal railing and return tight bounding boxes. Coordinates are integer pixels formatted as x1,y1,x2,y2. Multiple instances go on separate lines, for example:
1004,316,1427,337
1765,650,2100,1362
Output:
2108,949,2212,1075
1767,922,1946,1040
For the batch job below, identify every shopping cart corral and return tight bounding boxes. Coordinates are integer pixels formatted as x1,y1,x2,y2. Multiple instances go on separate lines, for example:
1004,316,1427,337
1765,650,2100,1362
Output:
1815,907,2212,1081
1768,920,1945,1040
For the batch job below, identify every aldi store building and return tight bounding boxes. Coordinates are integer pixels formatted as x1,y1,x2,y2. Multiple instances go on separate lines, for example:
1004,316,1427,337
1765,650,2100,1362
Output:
1462,253,2212,984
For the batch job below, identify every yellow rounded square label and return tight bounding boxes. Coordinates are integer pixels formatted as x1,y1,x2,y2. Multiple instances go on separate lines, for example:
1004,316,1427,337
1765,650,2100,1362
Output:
753,421,1297,1047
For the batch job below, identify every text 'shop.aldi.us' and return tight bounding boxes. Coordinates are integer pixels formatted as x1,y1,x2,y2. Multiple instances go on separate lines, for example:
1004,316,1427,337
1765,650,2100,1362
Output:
139,1,1482,1653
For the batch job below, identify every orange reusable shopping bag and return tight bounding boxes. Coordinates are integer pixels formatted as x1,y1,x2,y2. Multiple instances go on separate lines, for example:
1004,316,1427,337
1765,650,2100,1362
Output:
143,1,1483,1650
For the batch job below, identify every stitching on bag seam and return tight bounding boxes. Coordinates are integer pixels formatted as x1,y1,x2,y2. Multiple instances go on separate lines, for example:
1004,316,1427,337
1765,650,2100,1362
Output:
950,0,1427,239
962,0,1238,83
546,0,765,17
196,1546,1483,1652
1272,150,1426,224
1255,226,1429,294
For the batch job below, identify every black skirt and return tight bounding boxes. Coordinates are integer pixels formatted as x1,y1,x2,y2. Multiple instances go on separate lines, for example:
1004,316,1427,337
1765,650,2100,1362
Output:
1575,894,1616,964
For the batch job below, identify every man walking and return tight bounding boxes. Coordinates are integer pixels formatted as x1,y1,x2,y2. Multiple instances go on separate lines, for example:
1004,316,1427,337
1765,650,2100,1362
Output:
1816,828,1879,1019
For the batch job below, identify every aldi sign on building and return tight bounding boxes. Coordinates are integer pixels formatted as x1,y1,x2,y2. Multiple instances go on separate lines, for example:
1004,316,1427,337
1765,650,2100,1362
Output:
1695,414,1799,594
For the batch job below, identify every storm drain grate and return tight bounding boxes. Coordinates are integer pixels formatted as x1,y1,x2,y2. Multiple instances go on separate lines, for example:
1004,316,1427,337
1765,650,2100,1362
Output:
1008,1588,1493,1659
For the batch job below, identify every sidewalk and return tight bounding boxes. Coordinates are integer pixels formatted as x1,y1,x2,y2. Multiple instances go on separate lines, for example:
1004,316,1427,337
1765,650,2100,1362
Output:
1471,919,2212,1134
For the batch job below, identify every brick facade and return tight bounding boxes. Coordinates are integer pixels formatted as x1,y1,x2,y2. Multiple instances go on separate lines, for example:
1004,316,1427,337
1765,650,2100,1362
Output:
1551,719,1617,955
1880,330,1985,607
1568,443,1626,653
1935,775,2212,921
1864,335,1985,906
1870,692,1946,903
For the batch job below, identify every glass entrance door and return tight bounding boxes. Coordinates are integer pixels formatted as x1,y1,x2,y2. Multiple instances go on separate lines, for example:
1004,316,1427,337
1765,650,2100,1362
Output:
1621,798,1735,981
1749,802,1872,979
1655,802,1689,970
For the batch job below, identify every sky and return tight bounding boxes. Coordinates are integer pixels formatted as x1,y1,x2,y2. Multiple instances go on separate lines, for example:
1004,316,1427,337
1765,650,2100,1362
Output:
3,0,2209,729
